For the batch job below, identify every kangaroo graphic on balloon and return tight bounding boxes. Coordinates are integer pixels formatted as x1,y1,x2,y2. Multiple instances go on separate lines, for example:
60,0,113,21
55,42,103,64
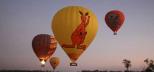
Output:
62,11,90,50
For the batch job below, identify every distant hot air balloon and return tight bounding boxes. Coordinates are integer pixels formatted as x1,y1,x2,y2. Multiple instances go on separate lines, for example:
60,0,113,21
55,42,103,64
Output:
52,6,98,66
105,10,125,35
32,34,57,67
50,57,60,70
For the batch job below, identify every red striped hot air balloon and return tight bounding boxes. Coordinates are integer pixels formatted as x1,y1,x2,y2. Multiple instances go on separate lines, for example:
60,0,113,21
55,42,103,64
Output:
105,10,125,35
32,34,57,67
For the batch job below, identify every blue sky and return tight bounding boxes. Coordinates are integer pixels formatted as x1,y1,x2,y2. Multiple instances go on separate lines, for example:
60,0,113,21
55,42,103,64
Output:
0,0,154,71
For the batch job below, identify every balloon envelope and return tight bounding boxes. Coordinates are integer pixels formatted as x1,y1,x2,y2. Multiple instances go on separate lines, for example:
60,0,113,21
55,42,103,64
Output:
32,34,57,65
105,10,125,35
52,6,98,66
50,57,60,70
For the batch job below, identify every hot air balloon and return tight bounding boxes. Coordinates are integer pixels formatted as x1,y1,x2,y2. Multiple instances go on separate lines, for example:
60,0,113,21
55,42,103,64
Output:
52,6,98,66
105,10,125,35
32,34,57,67
50,57,60,70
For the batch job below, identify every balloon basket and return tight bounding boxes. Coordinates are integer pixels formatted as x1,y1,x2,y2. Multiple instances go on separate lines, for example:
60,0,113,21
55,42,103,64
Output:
70,63,77,66
41,64,45,67
40,64,45,72
113,32,117,35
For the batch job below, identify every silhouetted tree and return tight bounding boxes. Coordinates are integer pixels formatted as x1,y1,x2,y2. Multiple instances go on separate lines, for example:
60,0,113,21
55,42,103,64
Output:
144,58,154,72
123,59,131,72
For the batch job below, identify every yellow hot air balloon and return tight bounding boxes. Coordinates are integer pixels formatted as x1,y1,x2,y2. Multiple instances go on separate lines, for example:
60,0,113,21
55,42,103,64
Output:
50,57,60,70
52,6,98,66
